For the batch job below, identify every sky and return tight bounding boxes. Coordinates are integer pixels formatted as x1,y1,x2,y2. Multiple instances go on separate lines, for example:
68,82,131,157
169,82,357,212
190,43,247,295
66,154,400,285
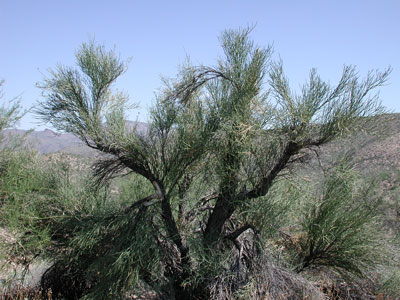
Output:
1,0,399,130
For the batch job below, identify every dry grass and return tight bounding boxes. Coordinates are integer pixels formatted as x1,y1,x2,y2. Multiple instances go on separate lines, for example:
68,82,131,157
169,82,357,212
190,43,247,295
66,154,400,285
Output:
1,286,52,300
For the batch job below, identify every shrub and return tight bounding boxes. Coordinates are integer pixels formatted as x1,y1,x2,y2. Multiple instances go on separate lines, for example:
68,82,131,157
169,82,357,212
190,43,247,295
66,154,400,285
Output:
13,27,391,299
283,159,386,277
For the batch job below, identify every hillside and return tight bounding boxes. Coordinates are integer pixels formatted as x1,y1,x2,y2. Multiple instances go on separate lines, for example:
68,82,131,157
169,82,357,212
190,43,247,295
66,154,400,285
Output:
319,113,400,173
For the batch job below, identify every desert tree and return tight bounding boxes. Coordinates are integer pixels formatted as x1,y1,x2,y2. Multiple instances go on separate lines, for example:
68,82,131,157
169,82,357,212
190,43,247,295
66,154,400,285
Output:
35,28,390,299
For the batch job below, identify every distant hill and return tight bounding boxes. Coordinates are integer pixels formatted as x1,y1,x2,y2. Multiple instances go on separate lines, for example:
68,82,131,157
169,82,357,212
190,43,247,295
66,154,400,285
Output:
3,128,89,154
1,121,149,156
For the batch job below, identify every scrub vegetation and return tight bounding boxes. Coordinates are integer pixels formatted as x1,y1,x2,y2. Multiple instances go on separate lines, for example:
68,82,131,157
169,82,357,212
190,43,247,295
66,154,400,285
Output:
1,28,399,300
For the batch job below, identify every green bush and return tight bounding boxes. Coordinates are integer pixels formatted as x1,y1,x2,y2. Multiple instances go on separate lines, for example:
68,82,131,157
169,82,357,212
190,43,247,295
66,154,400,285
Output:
0,151,110,278
283,160,386,277
0,151,55,258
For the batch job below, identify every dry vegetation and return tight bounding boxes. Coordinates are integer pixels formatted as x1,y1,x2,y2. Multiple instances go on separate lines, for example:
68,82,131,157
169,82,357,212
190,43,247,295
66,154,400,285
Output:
1,29,400,299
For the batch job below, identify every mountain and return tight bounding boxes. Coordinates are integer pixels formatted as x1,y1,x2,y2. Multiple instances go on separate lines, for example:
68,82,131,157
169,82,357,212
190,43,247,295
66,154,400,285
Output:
2,128,95,155
1,121,149,156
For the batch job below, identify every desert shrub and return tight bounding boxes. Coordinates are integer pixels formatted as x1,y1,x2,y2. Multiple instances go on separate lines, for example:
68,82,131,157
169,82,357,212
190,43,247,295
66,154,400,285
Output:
0,150,115,292
0,151,56,265
0,80,25,135
0,148,162,298
20,27,392,299
280,159,387,278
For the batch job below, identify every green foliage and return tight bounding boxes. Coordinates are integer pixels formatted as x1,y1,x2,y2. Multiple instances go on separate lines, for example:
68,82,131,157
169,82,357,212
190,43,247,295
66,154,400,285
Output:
0,151,112,269
36,41,129,137
378,265,400,298
240,179,293,239
0,151,162,297
283,160,386,276
67,207,162,299
58,175,161,299
0,80,27,150
0,80,25,133
0,151,56,258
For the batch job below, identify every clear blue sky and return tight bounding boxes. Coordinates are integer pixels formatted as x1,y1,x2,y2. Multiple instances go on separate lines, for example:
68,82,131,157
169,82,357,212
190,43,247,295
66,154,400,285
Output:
1,0,399,130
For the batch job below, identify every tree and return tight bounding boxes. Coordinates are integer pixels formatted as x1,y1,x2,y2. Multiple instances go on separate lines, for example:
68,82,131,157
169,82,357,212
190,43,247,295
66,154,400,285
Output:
35,29,391,299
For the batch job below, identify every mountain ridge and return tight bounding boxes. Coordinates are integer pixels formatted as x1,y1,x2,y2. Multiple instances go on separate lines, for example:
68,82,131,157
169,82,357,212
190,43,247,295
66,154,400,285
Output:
2,121,149,155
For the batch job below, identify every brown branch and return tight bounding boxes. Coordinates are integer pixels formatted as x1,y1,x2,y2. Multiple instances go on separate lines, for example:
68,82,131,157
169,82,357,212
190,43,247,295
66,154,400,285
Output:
172,67,235,105
123,193,159,213
184,192,219,222
244,141,299,200
153,180,190,271
98,193,158,223
224,224,254,241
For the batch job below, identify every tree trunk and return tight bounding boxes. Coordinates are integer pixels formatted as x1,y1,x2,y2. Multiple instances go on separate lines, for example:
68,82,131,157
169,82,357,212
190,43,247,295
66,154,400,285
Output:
203,194,236,247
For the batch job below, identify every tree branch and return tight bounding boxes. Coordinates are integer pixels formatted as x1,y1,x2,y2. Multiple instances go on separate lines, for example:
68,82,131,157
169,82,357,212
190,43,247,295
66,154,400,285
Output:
184,192,219,222
244,141,299,200
123,193,159,213
224,224,255,241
